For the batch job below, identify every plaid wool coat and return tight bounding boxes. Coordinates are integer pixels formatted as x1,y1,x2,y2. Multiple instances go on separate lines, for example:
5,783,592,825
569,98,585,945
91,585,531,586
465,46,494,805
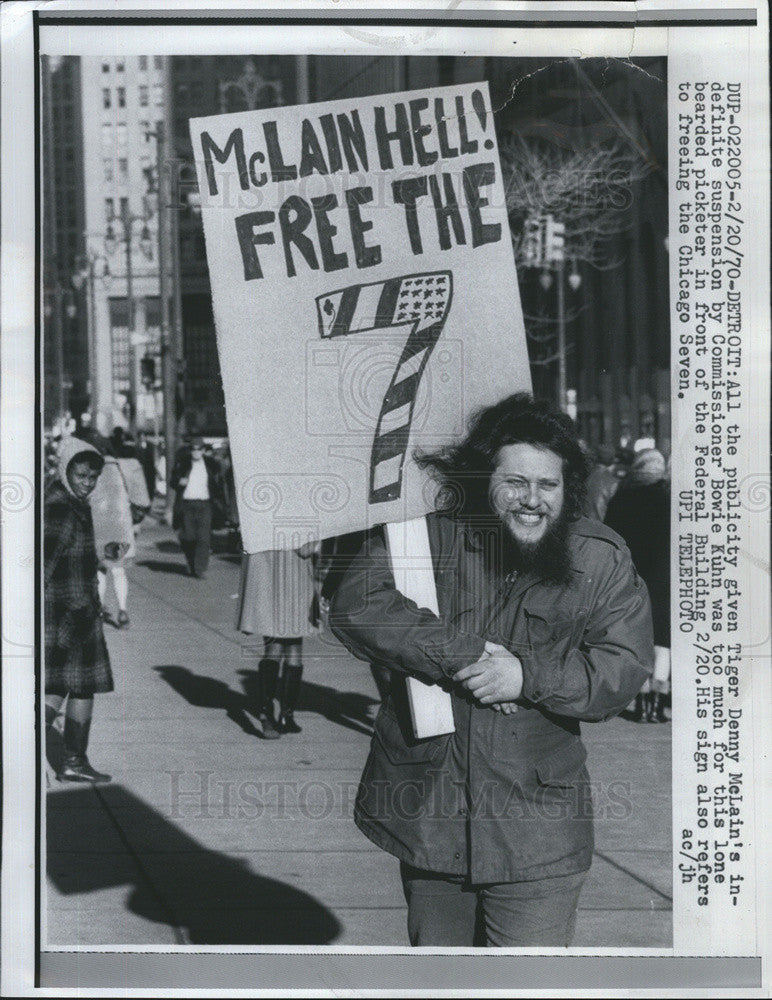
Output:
44,479,113,695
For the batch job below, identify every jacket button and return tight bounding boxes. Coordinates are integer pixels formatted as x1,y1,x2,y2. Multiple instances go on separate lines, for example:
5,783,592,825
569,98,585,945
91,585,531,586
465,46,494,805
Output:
454,852,461,860
459,807,467,817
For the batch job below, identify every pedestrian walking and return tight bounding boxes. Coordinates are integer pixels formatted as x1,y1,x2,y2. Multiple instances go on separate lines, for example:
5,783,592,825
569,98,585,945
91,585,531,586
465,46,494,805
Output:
117,453,152,527
237,546,318,738
135,431,157,502
109,425,138,459
170,436,223,579
605,448,671,722
582,444,619,521
44,437,113,783
73,411,111,455
90,454,136,628
155,439,167,499
330,392,654,947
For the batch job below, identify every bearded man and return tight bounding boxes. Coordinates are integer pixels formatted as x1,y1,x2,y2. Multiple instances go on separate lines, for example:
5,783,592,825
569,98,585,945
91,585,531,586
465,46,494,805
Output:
330,392,654,947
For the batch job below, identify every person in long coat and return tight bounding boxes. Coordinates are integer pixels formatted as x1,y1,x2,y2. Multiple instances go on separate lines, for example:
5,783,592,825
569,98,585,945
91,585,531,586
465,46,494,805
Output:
237,546,318,737
45,437,113,783
89,454,137,628
582,444,620,521
605,448,671,721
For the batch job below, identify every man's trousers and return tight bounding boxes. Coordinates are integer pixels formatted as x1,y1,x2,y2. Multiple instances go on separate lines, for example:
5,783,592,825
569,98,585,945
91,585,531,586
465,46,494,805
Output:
400,863,587,946
179,499,212,577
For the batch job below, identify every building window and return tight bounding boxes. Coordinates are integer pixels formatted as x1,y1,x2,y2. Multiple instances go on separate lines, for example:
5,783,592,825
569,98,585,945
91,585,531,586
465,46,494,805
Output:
153,83,164,105
144,296,161,332
119,196,129,220
102,62,110,73
139,120,151,143
118,158,128,184
117,123,127,148
154,55,163,70
140,156,154,192
117,87,126,108
139,85,148,107
109,298,131,393
102,88,111,109
139,55,148,71
101,123,112,151
103,159,113,183
116,59,125,73
104,197,114,222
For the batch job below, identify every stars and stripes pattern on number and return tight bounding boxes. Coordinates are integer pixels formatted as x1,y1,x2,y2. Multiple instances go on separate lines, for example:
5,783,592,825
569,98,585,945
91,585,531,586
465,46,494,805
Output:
315,271,453,505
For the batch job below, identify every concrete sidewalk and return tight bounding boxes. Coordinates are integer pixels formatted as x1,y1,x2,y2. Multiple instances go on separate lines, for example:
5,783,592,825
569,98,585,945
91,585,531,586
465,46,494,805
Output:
45,517,672,948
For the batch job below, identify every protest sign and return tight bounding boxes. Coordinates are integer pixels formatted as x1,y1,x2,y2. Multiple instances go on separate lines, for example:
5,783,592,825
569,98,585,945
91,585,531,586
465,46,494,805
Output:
190,82,530,553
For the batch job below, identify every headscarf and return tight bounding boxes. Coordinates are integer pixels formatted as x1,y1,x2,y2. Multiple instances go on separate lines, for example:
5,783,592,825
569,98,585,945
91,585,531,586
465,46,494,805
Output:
629,448,667,486
56,436,105,499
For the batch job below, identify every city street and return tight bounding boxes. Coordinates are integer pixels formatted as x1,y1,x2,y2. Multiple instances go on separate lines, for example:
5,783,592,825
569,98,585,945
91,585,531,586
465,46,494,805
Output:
45,515,672,949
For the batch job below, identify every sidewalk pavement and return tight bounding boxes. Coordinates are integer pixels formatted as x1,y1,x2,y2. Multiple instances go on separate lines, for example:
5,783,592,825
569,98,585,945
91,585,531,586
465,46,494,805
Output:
46,516,672,948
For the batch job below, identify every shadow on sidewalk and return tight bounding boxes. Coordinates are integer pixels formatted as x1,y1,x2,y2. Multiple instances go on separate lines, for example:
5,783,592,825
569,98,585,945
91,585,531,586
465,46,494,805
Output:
155,539,182,554
47,784,343,944
136,559,189,576
151,663,377,739
153,666,262,737
237,670,377,737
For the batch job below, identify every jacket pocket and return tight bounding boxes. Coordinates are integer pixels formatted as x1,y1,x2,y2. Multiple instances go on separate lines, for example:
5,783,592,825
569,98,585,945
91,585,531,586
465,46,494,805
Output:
373,707,450,766
524,609,578,648
536,740,588,788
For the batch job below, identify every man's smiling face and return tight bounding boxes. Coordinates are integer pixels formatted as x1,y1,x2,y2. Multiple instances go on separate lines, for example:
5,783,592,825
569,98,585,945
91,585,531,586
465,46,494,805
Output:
488,443,565,548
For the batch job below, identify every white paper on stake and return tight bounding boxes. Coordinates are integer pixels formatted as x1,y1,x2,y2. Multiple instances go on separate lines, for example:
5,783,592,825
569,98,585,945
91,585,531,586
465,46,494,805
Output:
384,518,456,738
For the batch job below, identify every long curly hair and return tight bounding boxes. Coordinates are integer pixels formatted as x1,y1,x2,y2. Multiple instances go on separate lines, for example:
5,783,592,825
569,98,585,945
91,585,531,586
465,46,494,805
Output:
416,392,589,524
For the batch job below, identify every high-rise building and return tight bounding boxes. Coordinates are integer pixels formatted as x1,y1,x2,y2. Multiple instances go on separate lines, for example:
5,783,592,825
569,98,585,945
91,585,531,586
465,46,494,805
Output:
42,56,88,430
79,54,167,435
168,54,296,435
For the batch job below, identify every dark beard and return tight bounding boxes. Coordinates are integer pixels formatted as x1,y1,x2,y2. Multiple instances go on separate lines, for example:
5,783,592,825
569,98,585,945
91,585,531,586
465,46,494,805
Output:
499,509,573,585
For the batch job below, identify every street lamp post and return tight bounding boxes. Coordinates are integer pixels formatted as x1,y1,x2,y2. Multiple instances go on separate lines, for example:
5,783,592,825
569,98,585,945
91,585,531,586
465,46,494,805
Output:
143,118,179,522
105,205,153,436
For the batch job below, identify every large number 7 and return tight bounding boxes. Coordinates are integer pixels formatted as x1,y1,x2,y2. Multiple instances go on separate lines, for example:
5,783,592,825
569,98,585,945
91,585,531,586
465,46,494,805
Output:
316,271,454,504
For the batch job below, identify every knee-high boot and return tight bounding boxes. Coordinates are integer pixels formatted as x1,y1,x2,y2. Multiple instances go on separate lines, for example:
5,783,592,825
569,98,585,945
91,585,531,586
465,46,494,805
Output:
257,658,281,739
653,693,669,723
58,716,111,783
45,704,65,776
278,664,304,734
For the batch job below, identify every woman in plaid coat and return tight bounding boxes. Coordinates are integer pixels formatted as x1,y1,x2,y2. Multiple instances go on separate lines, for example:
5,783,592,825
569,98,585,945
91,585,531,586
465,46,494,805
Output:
45,436,113,783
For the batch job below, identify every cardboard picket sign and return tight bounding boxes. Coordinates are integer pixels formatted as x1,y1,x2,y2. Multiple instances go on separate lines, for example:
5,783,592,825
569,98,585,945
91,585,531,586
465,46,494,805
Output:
189,82,531,554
